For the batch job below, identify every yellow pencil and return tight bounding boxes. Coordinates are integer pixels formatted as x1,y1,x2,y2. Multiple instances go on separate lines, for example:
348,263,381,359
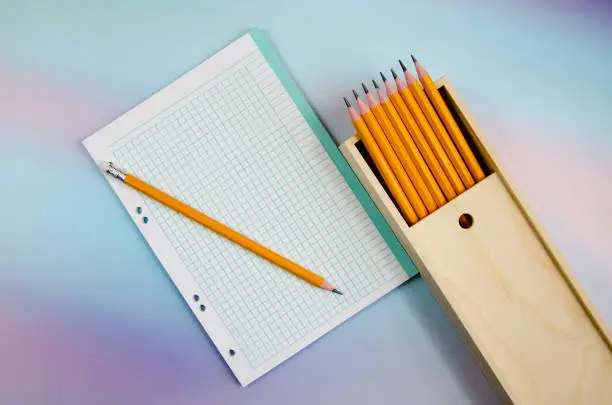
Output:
344,97,419,225
380,73,456,201
373,77,446,209
400,59,475,188
391,69,465,196
100,161,342,294
363,82,436,213
411,55,485,182
353,90,428,220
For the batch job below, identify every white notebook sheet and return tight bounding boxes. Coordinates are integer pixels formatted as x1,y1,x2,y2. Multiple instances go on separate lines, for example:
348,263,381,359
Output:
84,29,413,385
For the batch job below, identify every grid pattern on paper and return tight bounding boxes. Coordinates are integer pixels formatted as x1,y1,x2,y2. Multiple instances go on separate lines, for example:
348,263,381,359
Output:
110,49,404,368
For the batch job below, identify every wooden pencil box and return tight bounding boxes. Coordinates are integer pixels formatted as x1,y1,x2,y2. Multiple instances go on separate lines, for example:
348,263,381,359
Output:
339,77,612,405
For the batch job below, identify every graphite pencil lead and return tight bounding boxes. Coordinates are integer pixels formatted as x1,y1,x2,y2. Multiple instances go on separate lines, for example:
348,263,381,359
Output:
398,59,408,72
343,97,351,108
352,89,359,100
361,82,369,93
379,71,387,81
372,79,379,89
332,289,343,295
411,54,418,63
390,68,399,79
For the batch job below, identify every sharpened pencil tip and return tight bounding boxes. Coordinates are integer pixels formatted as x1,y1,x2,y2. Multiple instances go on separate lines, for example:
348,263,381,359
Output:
343,97,351,108
390,68,398,79
361,82,369,93
379,71,387,81
372,79,379,89
352,89,359,100
332,289,343,295
411,54,417,63
398,59,407,71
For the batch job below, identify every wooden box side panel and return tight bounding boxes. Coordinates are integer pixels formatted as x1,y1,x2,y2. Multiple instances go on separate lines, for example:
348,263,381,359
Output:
340,136,612,403
436,77,612,346
338,77,612,404
410,174,612,404
340,135,512,404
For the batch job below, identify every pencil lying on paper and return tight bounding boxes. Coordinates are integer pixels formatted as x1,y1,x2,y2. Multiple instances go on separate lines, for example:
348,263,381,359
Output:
100,162,342,295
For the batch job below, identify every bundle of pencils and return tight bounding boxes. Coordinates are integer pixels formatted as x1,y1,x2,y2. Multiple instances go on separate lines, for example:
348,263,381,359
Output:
345,56,485,225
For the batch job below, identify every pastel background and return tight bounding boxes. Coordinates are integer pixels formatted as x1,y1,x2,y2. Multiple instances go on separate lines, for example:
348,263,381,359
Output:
1,1,610,404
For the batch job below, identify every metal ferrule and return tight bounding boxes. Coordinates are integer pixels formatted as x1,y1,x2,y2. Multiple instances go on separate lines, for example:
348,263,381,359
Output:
104,162,127,182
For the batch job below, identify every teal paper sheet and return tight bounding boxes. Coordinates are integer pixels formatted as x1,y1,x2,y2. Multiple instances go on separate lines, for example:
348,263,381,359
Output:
250,28,417,279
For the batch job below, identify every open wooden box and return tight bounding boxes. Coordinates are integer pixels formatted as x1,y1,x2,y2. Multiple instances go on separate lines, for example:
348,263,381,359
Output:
339,77,612,404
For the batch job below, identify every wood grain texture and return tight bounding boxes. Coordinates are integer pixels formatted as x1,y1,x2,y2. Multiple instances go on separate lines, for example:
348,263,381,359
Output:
411,175,612,404
339,78,612,404
437,77,611,349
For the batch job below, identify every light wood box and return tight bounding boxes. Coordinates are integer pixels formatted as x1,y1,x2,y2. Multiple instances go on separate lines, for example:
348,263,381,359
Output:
339,77,612,404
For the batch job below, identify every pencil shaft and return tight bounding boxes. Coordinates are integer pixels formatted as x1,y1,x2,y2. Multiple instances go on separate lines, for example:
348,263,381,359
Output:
361,110,427,219
371,104,435,213
351,118,418,225
124,174,326,288
415,62,485,181
397,83,465,195
387,89,456,200
407,80,475,188
376,87,446,208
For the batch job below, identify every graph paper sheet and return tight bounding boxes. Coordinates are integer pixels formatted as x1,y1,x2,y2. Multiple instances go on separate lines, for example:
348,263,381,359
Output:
84,29,415,385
